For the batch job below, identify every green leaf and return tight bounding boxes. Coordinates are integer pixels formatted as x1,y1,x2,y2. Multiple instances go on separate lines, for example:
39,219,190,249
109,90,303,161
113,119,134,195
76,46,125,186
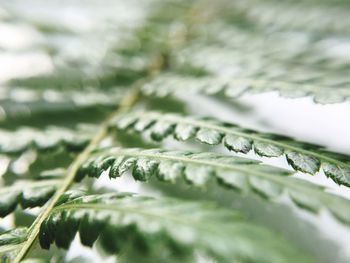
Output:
40,192,312,263
151,1,350,104
0,125,96,155
77,147,350,224
1,87,124,111
224,134,252,153
2,0,350,262
0,87,126,126
0,228,28,246
196,128,223,145
112,111,350,187
0,228,28,263
141,73,350,104
0,179,60,217
286,151,321,174
254,142,284,157
228,0,350,34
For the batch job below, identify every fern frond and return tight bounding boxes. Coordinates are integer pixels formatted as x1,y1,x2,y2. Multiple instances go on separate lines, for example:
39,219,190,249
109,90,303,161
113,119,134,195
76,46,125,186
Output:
1,0,349,261
229,0,350,34
0,126,92,176
1,86,125,108
39,192,312,263
0,87,125,124
0,125,96,156
0,228,28,262
201,22,349,70
0,179,61,217
157,6,350,104
112,111,350,187
77,147,350,224
142,73,350,104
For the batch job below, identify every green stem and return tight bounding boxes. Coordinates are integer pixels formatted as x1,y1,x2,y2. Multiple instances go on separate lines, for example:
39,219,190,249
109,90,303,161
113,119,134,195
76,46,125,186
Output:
13,88,140,263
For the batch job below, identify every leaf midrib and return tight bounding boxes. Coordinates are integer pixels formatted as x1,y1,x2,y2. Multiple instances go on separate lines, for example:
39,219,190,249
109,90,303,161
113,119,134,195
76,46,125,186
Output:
52,202,243,237
106,148,348,207
128,112,350,170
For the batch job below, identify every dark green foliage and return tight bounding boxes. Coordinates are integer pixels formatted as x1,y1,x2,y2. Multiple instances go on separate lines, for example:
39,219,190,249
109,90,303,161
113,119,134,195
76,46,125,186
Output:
0,228,28,262
77,147,350,224
0,126,96,156
112,111,350,187
40,192,312,263
0,180,60,217
0,87,124,123
0,0,349,262
0,228,28,246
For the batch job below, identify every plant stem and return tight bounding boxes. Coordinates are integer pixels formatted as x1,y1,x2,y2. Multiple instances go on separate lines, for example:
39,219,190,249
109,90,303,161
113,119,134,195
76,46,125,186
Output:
13,88,140,263
14,5,194,260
